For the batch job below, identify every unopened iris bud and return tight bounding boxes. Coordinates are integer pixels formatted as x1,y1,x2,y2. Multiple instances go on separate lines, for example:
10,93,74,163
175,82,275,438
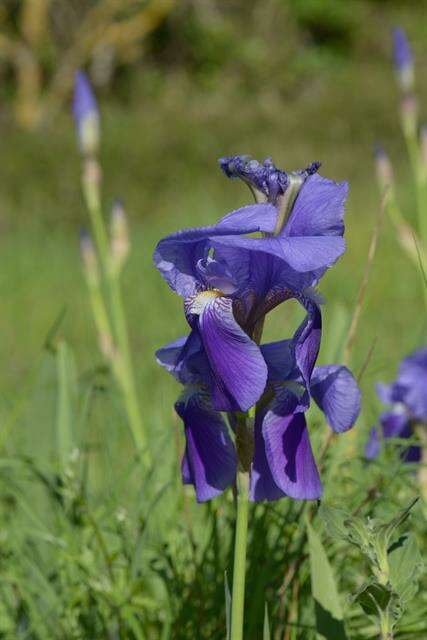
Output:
73,71,100,157
80,228,99,286
400,94,418,138
392,27,414,93
373,144,394,192
110,198,130,273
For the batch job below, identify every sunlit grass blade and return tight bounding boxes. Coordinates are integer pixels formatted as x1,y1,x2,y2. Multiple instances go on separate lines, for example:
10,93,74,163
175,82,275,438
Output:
55,340,77,471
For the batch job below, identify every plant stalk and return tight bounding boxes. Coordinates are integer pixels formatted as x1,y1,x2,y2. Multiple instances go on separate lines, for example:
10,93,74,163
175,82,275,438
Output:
81,159,150,464
230,469,250,640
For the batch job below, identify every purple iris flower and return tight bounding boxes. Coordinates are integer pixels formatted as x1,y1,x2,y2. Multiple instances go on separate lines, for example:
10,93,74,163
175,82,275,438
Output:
157,298,361,502
155,155,359,502
154,156,348,412
365,347,427,462
392,27,414,92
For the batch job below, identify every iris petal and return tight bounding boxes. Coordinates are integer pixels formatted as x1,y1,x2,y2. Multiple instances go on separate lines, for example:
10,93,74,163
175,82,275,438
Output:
153,203,276,297
261,390,322,500
294,299,322,390
310,365,361,432
175,390,237,502
197,297,268,411
250,409,286,502
284,174,347,239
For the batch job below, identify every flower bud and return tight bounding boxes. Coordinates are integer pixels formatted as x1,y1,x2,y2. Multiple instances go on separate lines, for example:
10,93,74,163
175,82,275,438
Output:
110,198,130,272
373,144,394,192
73,71,100,157
392,27,414,93
80,229,99,287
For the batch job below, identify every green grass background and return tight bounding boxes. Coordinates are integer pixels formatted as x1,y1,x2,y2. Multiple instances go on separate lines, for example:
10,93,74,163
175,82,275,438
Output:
0,2,427,637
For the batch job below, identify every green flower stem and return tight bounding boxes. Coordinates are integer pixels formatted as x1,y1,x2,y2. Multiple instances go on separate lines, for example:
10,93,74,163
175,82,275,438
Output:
230,469,250,640
82,158,150,465
82,159,110,268
109,270,150,464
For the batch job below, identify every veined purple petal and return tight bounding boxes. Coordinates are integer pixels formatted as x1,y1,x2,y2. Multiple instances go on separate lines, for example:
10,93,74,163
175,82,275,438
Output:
262,392,322,500
250,409,286,502
153,203,276,297
197,297,267,411
175,390,237,502
365,427,380,460
310,365,361,432
284,174,348,239
212,235,345,274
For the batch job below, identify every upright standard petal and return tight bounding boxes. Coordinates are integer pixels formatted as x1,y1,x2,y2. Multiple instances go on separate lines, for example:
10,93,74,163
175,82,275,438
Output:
310,365,361,432
175,390,237,502
261,389,322,500
284,174,348,239
196,296,268,411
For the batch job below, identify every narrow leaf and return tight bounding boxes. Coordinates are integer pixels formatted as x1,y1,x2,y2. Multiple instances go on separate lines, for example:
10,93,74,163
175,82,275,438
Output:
263,602,271,640
56,340,77,470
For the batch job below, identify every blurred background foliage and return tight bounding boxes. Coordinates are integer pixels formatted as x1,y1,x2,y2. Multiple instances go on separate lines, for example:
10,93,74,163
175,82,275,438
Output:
0,1,427,637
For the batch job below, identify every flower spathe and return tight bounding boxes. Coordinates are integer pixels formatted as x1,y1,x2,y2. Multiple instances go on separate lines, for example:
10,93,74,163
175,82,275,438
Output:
365,346,427,462
155,155,360,502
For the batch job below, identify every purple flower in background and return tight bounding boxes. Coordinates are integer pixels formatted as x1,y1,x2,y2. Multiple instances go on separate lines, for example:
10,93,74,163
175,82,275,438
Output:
73,71,100,156
365,347,427,462
392,27,414,92
157,299,360,502
154,156,348,412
